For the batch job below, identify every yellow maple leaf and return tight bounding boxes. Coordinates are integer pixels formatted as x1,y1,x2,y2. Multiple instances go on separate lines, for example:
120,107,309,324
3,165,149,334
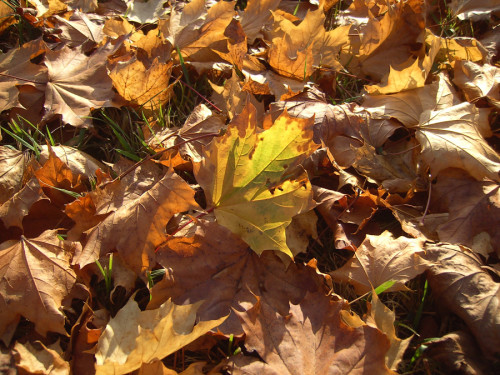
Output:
194,102,317,259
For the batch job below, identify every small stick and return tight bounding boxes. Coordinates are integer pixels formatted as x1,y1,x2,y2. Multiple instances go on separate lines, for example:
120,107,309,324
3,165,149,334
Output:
177,78,223,113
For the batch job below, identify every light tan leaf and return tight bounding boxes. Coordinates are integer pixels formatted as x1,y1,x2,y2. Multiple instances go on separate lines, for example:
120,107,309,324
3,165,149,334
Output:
330,231,429,295
449,0,500,20
148,103,225,163
42,42,120,127
0,230,79,337
414,101,500,181
228,292,394,374
39,145,107,178
52,11,104,50
13,341,69,375
0,147,28,204
124,0,169,24
94,298,227,375
75,169,200,274
365,293,412,371
423,243,500,356
453,60,500,108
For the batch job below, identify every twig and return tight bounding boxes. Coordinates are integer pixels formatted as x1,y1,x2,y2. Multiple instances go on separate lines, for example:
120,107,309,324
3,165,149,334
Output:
177,78,222,113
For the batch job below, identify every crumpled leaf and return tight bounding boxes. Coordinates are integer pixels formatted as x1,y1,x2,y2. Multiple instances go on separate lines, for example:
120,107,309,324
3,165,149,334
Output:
449,0,500,21
432,169,500,256
453,60,500,108
365,293,413,371
52,11,104,50
423,243,500,356
228,292,394,374
363,74,499,181
423,331,493,374
330,231,429,295
39,145,107,178
0,230,79,337
148,103,225,163
0,177,47,230
194,102,317,259
94,298,227,375
75,168,200,274
210,70,263,120
150,220,328,335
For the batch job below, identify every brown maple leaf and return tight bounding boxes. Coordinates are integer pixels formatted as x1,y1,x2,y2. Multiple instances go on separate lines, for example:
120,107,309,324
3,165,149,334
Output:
0,230,79,337
228,292,394,374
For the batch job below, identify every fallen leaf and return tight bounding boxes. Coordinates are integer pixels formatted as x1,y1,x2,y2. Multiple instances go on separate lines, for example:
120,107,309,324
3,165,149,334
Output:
453,60,500,108
109,57,174,110
0,177,47,230
94,298,227,375
124,0,169,24
39,145,107,178
0,147,28,204
423,331,493,374
365,293,412,371
75,168,200,274
432,169,500,256
148,103,225,163
423,243,500,356
52,11,105,50
42,42,121,127
210,70,263,120
238,0,281,44
150,220,327,335
449,0,500,20
13,340,69,375
330,231,429,295
0,38,47,112
228,292,394,374
268,5,350,77
194,102,317,259
0,230,79,337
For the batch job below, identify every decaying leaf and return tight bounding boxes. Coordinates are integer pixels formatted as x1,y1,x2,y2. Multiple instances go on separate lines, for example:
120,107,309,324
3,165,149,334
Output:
75,168,200,274
228,292,394,374
194,102,317,259
0,230,79,337
151,220,328,335
423,243,500,356
331,231,429,294
432,169,500,256
94,298,227,375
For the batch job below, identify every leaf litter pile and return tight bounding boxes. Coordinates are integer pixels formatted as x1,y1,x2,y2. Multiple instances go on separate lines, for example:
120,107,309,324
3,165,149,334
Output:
0,0,499,374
